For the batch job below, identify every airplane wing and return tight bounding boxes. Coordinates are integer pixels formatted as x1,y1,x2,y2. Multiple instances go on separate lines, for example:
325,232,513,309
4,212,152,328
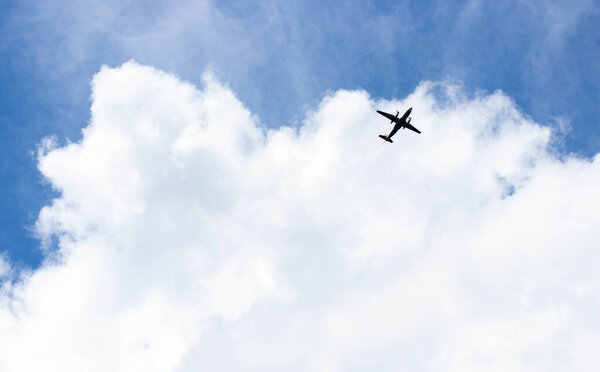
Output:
377,110,399,123
404,122,421,134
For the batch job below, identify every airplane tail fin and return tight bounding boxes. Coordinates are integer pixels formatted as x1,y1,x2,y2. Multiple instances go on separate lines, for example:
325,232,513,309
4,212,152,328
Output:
379,134,393,143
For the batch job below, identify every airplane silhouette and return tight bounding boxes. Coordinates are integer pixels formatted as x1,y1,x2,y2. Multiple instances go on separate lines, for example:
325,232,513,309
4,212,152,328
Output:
376,107,420,143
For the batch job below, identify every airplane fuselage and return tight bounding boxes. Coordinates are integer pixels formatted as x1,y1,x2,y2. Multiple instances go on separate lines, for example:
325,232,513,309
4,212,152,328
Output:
399,107,412,122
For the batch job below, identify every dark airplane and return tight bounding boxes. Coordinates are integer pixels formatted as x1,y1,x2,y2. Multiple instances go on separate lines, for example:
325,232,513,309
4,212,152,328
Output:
376,107,420,142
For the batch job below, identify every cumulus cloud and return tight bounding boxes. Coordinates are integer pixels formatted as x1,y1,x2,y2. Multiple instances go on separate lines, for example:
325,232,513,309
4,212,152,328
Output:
1,62,599,371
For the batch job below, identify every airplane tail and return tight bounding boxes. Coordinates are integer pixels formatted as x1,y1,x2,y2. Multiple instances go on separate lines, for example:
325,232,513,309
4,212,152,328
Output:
379,134,393,143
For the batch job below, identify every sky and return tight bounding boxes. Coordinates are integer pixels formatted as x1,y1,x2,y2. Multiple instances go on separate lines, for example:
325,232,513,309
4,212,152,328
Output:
1,0,599,266
0,0,599,370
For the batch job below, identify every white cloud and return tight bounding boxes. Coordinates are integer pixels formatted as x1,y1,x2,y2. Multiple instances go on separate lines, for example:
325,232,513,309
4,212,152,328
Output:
1,62,599,371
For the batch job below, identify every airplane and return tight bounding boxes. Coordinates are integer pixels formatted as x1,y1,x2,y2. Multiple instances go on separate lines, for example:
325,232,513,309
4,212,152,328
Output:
376,107,420,142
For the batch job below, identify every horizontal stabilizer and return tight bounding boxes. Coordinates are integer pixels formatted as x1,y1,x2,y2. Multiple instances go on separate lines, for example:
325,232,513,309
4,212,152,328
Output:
379,134,393,143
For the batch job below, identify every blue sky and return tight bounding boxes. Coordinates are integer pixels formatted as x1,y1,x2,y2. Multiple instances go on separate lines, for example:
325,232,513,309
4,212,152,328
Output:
1,0,599,269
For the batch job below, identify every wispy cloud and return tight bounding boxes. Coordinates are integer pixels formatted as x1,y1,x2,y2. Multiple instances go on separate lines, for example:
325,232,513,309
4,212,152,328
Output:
5,0,598,143
0,253,10,279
